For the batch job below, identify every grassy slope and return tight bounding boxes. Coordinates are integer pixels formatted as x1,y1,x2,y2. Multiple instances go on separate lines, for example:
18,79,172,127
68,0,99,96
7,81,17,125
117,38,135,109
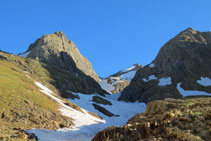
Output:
0,53,78,140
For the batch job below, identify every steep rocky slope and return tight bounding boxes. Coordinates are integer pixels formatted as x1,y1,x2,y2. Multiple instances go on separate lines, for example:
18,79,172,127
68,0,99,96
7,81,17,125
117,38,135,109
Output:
0,32,109,140
19,31,107,95
20,31,100,83
101,64,142,94
120,28,211,103
93,97,211,141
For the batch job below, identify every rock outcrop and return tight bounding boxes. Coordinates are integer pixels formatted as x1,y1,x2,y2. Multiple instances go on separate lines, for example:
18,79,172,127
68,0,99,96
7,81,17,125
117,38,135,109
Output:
19,31,107,95
20,31,100,83
120,28,211,103
93,97,211,141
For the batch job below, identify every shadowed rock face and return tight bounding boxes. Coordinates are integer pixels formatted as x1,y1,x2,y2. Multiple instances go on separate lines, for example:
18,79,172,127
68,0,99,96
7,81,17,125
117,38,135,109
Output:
120,28,211,103
24,31,100,84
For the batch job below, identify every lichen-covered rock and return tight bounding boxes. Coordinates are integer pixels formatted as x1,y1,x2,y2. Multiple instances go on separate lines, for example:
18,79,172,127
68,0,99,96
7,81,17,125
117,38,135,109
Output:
93,97,211,141
120,28,211,103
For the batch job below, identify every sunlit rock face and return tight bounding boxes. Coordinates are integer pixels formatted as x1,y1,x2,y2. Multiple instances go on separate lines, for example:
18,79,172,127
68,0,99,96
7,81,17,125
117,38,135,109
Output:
23,31,100,83
19,31,107,95
120,28,211,103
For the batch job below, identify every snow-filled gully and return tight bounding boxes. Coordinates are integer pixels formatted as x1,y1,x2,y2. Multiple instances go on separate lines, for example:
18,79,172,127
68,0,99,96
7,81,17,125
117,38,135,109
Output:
27,82,146,141
27,76,211,141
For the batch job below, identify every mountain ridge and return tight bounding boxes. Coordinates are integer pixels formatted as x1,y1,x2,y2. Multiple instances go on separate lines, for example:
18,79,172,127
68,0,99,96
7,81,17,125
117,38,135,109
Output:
19,31,107,96
19,31,101,84
1,28,211,140
101,64,142,94
119,28,211,103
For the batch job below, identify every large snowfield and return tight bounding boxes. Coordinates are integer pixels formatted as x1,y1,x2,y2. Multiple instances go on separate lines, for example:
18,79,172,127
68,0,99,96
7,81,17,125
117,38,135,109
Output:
27,75,211,141
28,82,146,141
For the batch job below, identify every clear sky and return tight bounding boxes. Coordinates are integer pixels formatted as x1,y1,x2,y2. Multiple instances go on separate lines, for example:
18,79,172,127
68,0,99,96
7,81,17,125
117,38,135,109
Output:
0,0,210,77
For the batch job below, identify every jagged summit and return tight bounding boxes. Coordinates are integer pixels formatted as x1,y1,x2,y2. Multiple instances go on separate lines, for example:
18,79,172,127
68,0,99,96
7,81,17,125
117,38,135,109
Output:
110,63,142,78
120,28,211,103
20,31,100,84
173,27,208,44
183,27,196,32
18,31,107,96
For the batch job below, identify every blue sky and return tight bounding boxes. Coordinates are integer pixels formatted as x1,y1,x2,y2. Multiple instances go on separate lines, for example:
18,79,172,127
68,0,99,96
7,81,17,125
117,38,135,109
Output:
0,0,210,77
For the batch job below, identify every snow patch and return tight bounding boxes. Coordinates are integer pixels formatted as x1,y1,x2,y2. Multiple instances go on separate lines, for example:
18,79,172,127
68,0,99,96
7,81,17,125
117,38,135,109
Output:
100,65,140,93
158,77,172,86
29,82,105,141
35,82,53,94
121,65,136,73
68,92,146,131
120,70,136,81
105,93,121,101
177,83,211,97
149,63,155,68
101,79,115,94
29,82,146,141
20,51,31,57
197,77,211,86
100,77,128,94
143,75,157,82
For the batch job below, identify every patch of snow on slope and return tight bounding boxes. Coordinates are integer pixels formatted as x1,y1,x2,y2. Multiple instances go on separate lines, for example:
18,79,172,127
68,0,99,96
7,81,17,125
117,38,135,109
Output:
101,79,115,94
149,63,155,68
20,51,31,57
68,92,146,131
143,75,157,82
120,70,136,81
100,65,141,93
101,77,126,93
28,82,146,140
105,93,121,101
158,77,172,86
177,83,211,97
35,82,53,94
121,65,136,73
197,77,211,86
28,82,105,141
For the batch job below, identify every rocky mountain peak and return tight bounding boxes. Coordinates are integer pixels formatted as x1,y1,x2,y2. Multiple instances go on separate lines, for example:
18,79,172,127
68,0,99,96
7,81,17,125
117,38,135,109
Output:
21,31,101,84
120,28,211,103
54,31,65,36
182,27,197,33
165,28,209,48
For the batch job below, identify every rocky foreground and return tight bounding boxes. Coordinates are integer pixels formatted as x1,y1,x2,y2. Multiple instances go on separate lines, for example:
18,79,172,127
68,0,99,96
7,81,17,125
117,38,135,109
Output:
93,97,211,141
